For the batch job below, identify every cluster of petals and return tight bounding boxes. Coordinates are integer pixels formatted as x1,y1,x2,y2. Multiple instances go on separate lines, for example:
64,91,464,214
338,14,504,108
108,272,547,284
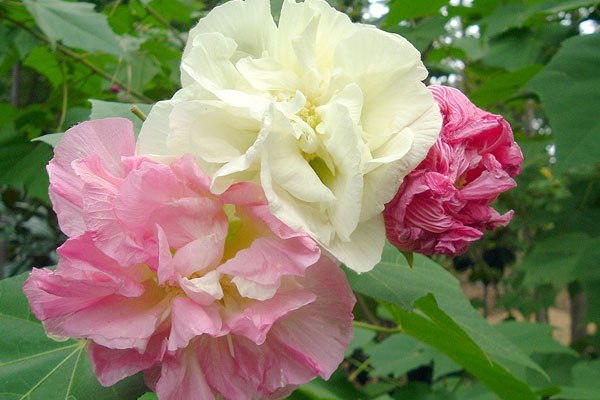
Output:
137,0,442,273
384,85,523,256
24,118,355,400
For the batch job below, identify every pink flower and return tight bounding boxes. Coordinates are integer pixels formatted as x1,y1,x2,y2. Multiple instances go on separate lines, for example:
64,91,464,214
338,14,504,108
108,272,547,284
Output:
384,85,523,256
25,118,355,400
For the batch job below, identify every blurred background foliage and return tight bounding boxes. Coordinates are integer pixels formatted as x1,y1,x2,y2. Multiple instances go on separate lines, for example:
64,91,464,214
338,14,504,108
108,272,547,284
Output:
1,0,600,399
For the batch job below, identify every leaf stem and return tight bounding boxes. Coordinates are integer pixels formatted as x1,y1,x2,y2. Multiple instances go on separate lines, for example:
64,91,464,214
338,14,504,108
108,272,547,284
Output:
353,320,403,334
56,59,67,131
141,1,186,48
348,357,371,382
130,105,147,121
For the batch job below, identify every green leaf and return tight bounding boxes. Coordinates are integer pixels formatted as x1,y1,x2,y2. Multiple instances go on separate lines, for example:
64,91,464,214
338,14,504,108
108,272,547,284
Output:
527,33,600,172
385,0,446,26
0,126,52,201
13,30,40,60
389,16,447,52
347,243,544,398
520,233,600,287
536,0,600,14
137,393,158,400
495,322,577,357
0,273,147,400
368,335,432,376
22,0,124,56
23,46,63,88
345,327,376,357
453,37,489,61
114,51,161,93
483,29,545,71
32,132,64,147
295,371,365,400
398,295,538,400
89,100,152,134
559,360,600,399
479,3,529,37
469,64,543,107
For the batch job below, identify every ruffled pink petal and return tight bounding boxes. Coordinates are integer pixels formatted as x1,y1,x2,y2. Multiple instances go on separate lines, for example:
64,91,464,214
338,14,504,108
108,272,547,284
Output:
219,236,319,300
48,118,135,237
266,257,355,381
385,85,522,256
44,282,170,352
168,297,224,351
155,348,215,400
114,162,227,250
89,329,167,386
226,287,316,345
24,269,119,320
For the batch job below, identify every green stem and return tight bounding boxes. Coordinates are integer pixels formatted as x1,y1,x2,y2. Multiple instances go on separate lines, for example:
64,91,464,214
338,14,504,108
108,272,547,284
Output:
348,357,370,382
141,1,186,48
56,59,67,131
353,320,403,334
130,105,147,121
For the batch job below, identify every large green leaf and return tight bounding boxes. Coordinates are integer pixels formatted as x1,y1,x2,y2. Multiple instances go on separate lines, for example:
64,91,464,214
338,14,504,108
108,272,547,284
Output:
22,0,124,57
399,294,538,400
527,33,600,172
0,273,147,399
347,243,543,399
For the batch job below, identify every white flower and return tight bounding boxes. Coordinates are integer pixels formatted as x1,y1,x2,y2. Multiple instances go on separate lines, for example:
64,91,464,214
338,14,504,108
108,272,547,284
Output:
137,0,442,273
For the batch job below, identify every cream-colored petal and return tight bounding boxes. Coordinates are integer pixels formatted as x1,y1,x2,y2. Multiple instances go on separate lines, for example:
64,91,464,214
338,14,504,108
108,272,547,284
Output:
136,100,175,157
182,32,245,95
236,56,301,93
182,0,277,85
320,103,363,241
169,100,260,164
263,108,335,203
326,214,385,273
361,102,442,222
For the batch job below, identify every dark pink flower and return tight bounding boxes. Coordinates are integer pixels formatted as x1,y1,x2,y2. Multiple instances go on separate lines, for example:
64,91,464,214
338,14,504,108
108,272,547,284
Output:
25,118,355,400
384,85,523,256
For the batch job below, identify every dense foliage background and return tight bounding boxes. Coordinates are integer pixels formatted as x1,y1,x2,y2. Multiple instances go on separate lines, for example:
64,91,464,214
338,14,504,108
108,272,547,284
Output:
1,0,600,399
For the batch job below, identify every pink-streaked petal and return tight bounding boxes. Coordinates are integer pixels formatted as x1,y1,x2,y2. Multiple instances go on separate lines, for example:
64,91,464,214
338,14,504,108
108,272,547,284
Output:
385,85,522,256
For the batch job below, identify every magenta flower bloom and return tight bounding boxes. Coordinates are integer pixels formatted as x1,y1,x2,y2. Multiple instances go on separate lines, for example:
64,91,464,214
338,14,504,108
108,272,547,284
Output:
384,85,523,256
25,118,355,400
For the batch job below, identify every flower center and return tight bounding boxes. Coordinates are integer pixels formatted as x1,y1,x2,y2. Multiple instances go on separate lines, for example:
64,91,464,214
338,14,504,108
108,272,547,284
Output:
297,101,322,162
454,173,468,189
297,102,321,131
